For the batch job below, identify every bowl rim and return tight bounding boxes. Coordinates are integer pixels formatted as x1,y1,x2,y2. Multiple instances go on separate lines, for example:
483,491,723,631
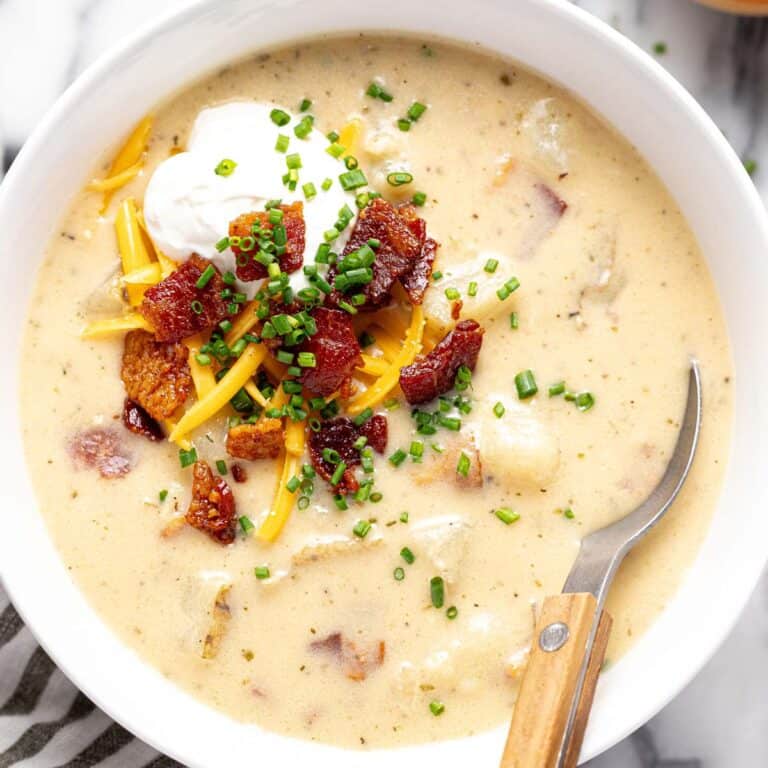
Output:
2,0,768,765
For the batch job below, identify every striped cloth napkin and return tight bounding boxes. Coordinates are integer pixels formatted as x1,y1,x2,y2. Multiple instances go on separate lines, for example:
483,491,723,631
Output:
0,587,180,768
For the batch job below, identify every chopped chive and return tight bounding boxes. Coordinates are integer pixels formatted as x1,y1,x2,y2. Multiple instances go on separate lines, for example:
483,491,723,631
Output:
387,171,414,186
515,369,538,399
321,177,333,191
239,515,254,533
484,258,499,273
445,287,460,301
195,352,211,366
334,494,349,511
744,159,758,176
563,507,576,519
407,101,427,121
575,392,595,412
446,606,458,620
412,191,427,206
468,281,478,297
190,299,203,315
214,158,237,176
178,447,197,468
195,264,216,289
495,507,520,525
299,97,312,112
353,519,372,538
389,448,408,467
429,700,445,716
275,133,290,152
384,397,400,410
430,576,445,608
393,566,406,581
456,452,471,477
493,401,505,418
400,547,415,564
437,414,461,431
158,489,168,502
326,142,346,158
215,236,230,252
285,153,302,170
400,511,409,523
330,461,347,487
409,441,424,461
322,447,341,465
270,108,290,126
294,115,314,139
254,565,270,579
548,381,566,397
365,81,393,101
339,168,368,190
353,407,373,426
652,41,667,55
431,270,443,281
510,311,519,329
370,491,383,503
397,118,411,132
297,351,316,368
215,459,228,475
286,475,300,493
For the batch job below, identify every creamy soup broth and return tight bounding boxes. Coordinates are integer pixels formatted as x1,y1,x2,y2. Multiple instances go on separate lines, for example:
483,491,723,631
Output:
21,36,732,748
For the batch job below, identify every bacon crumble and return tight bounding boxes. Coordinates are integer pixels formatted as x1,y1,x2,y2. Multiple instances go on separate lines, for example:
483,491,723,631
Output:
69,427,132,479
226,419,284,461
121,330,193,420
309,632,386,681
308,415,388,494
121,398,164,441
186,460,237,545
139,254,229,342
399,319,484,404
230,202,305,281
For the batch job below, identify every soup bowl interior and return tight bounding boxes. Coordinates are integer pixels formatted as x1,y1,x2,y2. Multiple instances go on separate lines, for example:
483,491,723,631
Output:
1,0,767,765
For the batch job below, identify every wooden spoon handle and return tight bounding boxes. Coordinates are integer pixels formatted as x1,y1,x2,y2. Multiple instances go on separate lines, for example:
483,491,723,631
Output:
500,593,612,768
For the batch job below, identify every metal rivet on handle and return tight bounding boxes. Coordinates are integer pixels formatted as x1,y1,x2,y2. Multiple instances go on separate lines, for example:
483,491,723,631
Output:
539,621,569,652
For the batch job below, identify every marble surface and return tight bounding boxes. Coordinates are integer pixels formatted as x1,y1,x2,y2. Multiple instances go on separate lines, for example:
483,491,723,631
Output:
1,0,766,765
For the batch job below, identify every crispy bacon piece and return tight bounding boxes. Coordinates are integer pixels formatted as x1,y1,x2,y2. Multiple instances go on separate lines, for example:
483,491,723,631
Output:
297,307,362,397
327,199,436,310
186,460,237,545
230,202,305,281
536,183,568,217
202,585,232,660
308,415,388,494
122,398,164,441
399,204,438,304
121,330,193,420
399,319,484,404
69,427,132,479
231,463,247,483
139,254,229,342
309,632,386,681
226,419,284,461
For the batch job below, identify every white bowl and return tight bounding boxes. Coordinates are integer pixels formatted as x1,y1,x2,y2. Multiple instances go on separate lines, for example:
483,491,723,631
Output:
2,0,767,765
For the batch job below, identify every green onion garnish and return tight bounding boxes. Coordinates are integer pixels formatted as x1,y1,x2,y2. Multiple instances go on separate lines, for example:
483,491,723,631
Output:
339,169,368,190
275,134,290,153
493,401,505,418
254,565,270,579
548,381,566,397
412,191,427,206
394,566,405,581
515,369,538,399
190,300,203,315
178,447,197,468
445,287,460,301
214,158,237,176
353,407,373,426
365,81,393,101
407,101,427,121
215,459,228,474
400,511,409,523
270,108,290,126
446,606,458,620
510,311,519,329
397,118,411,132
429,700,445,716
430,576,445,608
495,507,520,525
400,547,415,565
286,475,300,493
195,264,216,289
353,519,371,538
484,258,499,273
575,392,595,412
389,448,408,467
239,515,254,534
468,281,478,297
299,98,312,112
563,507,576,519
387,171,413,187
158,489,168,502
456,452,471,477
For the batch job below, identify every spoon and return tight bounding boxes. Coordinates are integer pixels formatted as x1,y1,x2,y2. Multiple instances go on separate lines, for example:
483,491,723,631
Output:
500,360,702,768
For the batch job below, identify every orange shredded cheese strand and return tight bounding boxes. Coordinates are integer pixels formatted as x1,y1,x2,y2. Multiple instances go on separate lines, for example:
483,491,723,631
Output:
244,379,268,408
100,116,153,211
184,334,216,400
262,354,288,382
115,198,152,306
258,452,300,542
88,161,142,192
369,326,400,361
338,118,363,158
169,344,267,441
285,418,306,457
356,353,388,377
162,419,192,451
122,262,162,286
347,304,424,415
81,313,153,339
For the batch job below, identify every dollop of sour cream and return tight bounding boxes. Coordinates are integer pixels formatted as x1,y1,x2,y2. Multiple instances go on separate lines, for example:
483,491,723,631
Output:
144,102,357,289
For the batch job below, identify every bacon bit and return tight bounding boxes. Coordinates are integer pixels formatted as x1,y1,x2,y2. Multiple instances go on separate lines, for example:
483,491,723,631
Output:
399,319,484,405
309,632,386,681
139,254,229,342
226,419,284,461
231,463,248,483
186,460,237,545
160,516,187,538
308,415,388,493
230,202,305,281
359,414,388,454
327,199,436,310
202,584,232,660
122,398,164,441
450,299,463,321
536,183,568,217
298,307,362,397
69,427,132,479
339,377,356,401
121,330,193,420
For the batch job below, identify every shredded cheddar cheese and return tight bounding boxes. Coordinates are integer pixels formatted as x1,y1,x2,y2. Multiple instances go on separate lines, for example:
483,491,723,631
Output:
184,334,216,400
338,118,363,157
244,379,268,408
347,304,424,415
88,161,142,193
357,354,389,377
115,198,152,306
122,263,162,286
162,419,192,451
285,418,306,457
169,344,267,441
81,313,153,339
369,326,400,361
224,299,261,347
98,116,153,211
258,451,300,542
